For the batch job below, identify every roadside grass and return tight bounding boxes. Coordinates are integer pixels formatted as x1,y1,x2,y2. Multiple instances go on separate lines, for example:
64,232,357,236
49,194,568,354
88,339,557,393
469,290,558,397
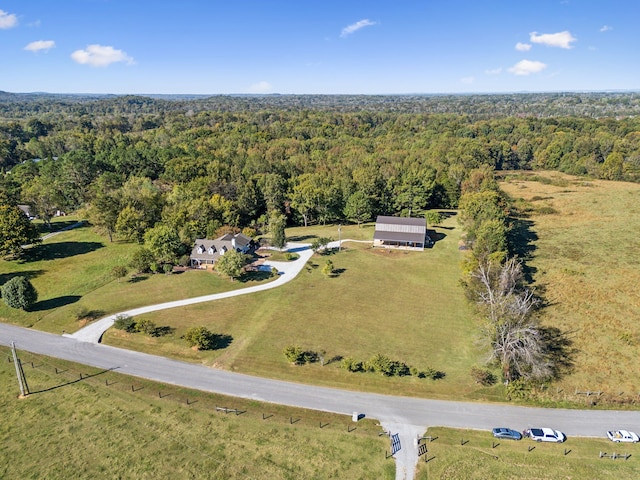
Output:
415,427,638,479
0,224,275,334
0,346,393,480
500,171,640,406
103,215,489,399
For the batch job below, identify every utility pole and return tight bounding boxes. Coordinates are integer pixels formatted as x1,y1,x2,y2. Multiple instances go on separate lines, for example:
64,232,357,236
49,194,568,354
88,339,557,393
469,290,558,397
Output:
10,342,29,397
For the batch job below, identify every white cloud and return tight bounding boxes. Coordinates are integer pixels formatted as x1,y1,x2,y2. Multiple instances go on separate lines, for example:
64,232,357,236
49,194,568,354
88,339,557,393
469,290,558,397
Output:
0,9,18,29
460,76,474,84
340,19,377,38
600,25,612,32
484,67,502,75
71,44,134,67
515,42,531,52
24,40,55,53
248,81,272,93
529,31,576,49
508,59,547,76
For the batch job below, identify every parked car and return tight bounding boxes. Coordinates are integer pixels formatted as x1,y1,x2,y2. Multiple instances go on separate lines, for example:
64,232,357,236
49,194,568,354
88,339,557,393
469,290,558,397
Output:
607,430,639,443
492,428,522,441
524,428,566,443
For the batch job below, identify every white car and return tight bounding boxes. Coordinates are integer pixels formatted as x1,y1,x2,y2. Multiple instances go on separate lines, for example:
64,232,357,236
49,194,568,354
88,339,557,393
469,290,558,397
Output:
607,430,639,443
524,427,566,443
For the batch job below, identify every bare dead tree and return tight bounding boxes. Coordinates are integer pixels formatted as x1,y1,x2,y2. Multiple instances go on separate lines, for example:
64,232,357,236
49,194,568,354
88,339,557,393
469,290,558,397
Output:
472,257,550,383
485,317,553,383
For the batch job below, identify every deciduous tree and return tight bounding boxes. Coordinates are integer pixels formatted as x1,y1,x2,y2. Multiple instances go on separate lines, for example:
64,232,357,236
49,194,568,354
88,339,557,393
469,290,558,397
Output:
0,203,40,258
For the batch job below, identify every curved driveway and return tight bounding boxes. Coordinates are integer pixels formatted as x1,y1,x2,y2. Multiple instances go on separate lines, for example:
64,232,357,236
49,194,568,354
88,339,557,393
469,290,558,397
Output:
5,240,640,479
68,242,314,343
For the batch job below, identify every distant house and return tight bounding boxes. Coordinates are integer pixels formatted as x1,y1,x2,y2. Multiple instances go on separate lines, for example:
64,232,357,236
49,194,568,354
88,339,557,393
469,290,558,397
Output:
190,233,256,268
18,204,35,220
373,215,429,250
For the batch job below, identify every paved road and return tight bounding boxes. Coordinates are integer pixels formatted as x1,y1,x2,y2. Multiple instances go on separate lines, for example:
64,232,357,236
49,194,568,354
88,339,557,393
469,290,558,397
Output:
7,238,640,478
2,322,639,479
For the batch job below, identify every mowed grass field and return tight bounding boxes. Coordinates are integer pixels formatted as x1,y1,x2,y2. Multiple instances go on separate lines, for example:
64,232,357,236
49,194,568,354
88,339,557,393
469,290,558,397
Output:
414,427,639,479
0,220,275,334
501,171,640,406
102,215,487,399
0,346,393,480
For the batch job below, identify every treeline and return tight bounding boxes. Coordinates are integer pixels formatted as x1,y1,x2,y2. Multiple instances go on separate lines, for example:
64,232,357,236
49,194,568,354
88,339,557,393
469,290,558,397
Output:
1,102,640,265
459,167,570,388
2,91,640,119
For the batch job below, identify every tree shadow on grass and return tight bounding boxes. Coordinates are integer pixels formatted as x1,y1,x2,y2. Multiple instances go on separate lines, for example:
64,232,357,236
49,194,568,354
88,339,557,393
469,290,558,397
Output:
239,270,273,283
22,241,105,262
507,217,538,282
36,220,80,235
128,275,149,283
30,295,81,312
329,268,346,278
541,326,577,380
213,334,233,350
152,326,175,337
287,234,318,242
0,270,46,286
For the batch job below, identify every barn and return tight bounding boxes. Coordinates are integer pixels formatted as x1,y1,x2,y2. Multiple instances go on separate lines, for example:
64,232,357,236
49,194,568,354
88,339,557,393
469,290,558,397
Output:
372,215,429,251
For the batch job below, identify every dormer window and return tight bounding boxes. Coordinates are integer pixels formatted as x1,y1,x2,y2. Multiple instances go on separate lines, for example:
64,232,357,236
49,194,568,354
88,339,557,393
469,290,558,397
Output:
197,245,205,254
208,246,216,254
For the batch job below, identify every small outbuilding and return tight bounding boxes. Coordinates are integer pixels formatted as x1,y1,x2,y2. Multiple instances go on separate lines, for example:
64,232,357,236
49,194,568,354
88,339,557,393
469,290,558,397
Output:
373,215,428,250
190,233,256,268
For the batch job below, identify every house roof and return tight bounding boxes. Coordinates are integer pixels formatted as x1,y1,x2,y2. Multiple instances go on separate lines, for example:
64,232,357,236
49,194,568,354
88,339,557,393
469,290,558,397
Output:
190,233,254,262
373,215,426,244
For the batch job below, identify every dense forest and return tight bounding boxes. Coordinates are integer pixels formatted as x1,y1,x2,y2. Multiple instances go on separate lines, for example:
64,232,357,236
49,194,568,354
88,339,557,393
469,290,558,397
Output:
1,92,640,263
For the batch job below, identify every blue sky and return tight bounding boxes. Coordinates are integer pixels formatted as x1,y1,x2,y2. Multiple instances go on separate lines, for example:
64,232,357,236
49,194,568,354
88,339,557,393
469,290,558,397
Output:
1,0,638,94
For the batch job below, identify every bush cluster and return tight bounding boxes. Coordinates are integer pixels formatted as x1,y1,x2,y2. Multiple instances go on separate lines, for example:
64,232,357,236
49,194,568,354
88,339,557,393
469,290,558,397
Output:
113,314,170,337
340,353,444,379
283,345,319,365
470,366,497,386
182,326,217,350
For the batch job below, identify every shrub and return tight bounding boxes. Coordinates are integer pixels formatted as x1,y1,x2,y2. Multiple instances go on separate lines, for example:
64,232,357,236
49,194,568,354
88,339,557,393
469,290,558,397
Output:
113,314,137,332
183,326,216,350
365,353,409,376
177,254,191,267
322,259,334,277
283,345,318,365
162,263,173,274
471,366,497,386
135,318,157,336
341,357,364,372
1,276,38,311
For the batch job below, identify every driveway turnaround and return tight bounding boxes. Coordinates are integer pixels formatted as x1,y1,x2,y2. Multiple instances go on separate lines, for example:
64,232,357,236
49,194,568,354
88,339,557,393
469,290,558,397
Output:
2,323,640,480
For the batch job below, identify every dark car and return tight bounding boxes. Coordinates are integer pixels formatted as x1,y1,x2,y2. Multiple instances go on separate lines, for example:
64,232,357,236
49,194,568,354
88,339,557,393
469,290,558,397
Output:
492,427,523,441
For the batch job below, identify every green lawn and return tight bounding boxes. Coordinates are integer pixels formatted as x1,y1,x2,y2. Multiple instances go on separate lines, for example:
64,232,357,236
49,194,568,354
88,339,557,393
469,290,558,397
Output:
415,427,639,479
103,216,487,399
0,223,276,334
0,346,393,479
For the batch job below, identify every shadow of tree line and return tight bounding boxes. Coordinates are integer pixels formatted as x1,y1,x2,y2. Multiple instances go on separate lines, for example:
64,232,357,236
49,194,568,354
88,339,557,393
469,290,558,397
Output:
507,211,575,381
